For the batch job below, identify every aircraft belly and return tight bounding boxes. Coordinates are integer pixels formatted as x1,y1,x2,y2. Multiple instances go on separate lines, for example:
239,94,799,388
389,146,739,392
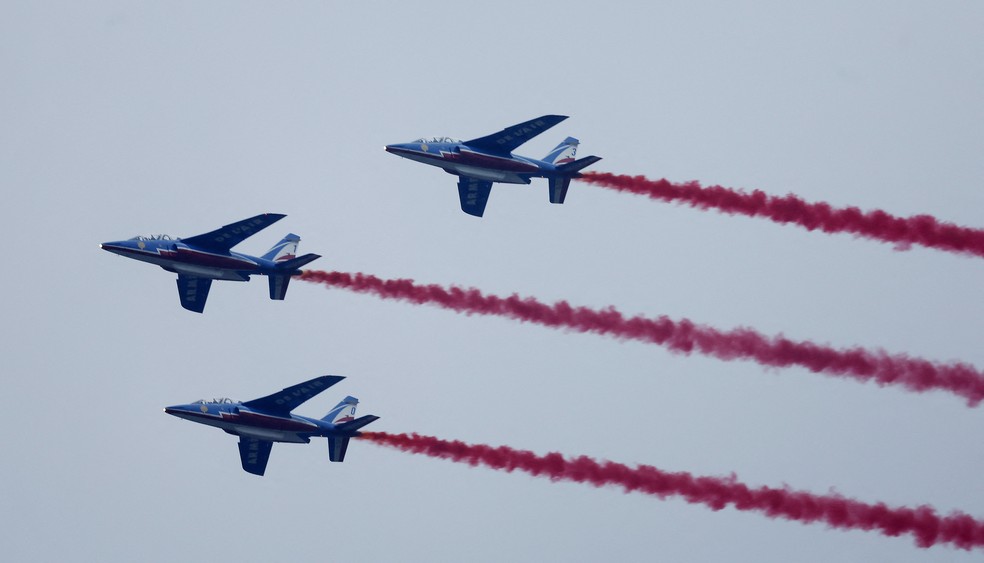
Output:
234,426,308,443
452,165,528,184
119,248,251,280
171,414,306,442
169,263,226,279
168,263,248,281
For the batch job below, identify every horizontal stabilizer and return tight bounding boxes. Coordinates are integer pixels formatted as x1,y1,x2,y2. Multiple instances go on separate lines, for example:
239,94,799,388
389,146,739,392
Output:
335,414,380,434
557,155,602,176
276,253,321,272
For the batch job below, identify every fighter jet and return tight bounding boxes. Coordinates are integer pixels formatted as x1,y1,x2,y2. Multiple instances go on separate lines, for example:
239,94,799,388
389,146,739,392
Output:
384,115,601,217
164,375,379,476
100,213,319,313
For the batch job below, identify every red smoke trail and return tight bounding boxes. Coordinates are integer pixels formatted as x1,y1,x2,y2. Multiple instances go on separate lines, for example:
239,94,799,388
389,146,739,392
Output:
299,270,984,405
360,431,984,550
579,171,984,258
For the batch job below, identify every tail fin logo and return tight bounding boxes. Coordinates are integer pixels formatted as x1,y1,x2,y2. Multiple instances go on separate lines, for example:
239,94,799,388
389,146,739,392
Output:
543,137,580,165
336,405,356,423
322,397,359,424
262,234,301,263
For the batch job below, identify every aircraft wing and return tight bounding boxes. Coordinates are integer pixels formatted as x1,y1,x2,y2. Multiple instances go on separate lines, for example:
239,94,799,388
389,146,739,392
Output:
176,275,211,313
181,213,286,253
238,436,274,476
242,375,345,415
464,115,568,154
457,176,493,217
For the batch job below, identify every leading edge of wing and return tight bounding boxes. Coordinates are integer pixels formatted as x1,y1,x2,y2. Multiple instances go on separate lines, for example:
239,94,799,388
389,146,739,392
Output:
181,213,287,253
242,375,345,415
464,115,568,154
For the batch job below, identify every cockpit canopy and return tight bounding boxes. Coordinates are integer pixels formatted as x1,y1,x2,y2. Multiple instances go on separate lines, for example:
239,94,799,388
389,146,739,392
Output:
192,397,241,405
129,234,178,241
413,137,461,144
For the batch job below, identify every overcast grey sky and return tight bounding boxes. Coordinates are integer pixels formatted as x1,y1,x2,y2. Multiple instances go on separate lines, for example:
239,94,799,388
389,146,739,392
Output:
3,2,984,561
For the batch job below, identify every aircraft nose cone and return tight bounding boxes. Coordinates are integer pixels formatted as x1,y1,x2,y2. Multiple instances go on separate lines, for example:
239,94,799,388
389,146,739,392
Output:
100,241,124,253
384,144,396,153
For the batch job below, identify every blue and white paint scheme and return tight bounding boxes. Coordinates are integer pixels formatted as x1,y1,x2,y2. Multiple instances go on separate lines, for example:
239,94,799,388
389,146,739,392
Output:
164,375,379,476
100,213,320,313
385,115,601,217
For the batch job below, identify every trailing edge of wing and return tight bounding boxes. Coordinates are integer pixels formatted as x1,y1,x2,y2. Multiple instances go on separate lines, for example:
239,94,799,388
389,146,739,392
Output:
238,437,274,476
242,375,345,415
176,275,211,313
181,213,286,253
457,176,493,217
464,115,568,154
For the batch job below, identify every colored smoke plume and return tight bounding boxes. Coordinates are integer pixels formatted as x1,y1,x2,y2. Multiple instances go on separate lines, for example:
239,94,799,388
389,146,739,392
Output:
361,431,984,550
580,171,984,258
299,270,984,405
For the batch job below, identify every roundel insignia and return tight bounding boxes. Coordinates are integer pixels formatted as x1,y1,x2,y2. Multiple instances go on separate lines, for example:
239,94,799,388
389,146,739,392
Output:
137,241,145,249
420,143,428,152
200,405,208,413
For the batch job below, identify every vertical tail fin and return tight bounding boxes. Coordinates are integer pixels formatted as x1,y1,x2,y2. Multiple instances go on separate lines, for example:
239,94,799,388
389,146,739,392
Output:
322,396,359,424
547,154,602,205
326,414,379,462
542,137,579,165
264,233,319,301
324,397,377,463
267,253,321,300
261,234,300,263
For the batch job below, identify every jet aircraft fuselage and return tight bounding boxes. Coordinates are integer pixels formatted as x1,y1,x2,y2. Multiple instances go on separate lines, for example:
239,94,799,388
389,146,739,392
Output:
100,213,320,312
165,375,379,475
102,236,284,282
385,136,563,185
384,115,601,217
166,399,349,444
